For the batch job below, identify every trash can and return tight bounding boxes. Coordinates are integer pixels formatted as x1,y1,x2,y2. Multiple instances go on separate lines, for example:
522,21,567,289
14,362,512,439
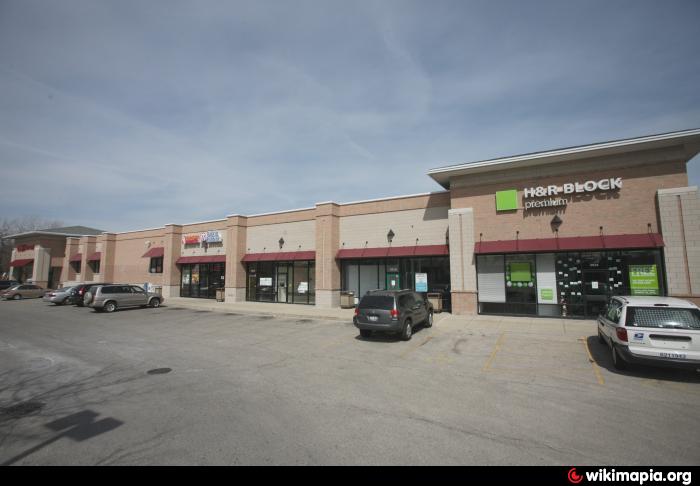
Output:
427,292,443,313
340,291,355,309
216,288,225,302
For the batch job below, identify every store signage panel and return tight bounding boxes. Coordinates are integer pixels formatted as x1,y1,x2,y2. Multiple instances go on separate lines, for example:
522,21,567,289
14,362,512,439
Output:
495,177,623,211
629,265,660,296
182,231,223,245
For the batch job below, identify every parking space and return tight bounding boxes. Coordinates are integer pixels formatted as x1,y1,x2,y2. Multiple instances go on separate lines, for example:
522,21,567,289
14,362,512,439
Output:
1,299,699,465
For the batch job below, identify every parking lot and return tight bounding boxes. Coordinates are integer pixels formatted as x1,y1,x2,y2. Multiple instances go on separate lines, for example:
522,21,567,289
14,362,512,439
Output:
1,298,699,465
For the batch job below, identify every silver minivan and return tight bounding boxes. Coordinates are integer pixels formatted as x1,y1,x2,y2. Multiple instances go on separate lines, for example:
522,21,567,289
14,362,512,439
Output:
86,284,163,313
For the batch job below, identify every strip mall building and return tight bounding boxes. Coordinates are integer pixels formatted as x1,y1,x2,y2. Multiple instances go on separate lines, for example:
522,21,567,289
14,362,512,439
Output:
7,129,700,318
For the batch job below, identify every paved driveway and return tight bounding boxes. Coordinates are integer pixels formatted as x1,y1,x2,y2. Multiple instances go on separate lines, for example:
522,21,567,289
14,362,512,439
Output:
1,299,698,465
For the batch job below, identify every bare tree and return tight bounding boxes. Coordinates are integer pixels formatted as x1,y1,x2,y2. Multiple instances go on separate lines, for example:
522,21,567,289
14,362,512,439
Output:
0,217,64,279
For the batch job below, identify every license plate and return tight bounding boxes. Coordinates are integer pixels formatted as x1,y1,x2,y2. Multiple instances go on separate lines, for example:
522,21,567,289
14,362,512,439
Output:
659,352,687,359
368,316,378,322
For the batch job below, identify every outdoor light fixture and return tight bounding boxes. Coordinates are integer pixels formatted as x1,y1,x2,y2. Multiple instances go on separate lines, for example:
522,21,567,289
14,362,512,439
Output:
279,237,285,249
550,215,562,231
387,229,395,243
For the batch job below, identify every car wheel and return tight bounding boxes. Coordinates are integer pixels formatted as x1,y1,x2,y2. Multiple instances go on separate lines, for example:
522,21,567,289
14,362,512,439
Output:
359,329,372,338
611,345,627,370
598,328,605,344
13,294,21,300
104,301,117,313
425,311,433,328
401,319,413,341
149,298,161,308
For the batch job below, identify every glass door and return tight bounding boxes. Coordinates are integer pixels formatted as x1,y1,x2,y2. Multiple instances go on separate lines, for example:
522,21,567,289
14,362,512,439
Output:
277,265,288,303
583,269,609,317
386,272,400,290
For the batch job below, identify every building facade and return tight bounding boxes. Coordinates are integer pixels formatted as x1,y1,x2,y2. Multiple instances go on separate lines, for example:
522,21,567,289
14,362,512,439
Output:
5,129,700,317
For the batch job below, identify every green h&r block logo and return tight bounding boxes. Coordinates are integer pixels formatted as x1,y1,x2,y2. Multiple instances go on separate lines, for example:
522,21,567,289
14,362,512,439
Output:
496,189,518,211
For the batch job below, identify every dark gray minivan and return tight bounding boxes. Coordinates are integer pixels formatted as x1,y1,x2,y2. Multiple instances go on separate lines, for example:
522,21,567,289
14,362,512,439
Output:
354,290,434,340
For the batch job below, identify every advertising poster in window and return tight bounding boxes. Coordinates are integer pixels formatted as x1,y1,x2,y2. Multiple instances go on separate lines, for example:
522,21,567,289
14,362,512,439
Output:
629,265,659,296
415,273,428,292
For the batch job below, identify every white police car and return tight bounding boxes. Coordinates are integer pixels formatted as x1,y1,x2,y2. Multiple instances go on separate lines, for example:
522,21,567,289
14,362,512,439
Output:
597,296,700,370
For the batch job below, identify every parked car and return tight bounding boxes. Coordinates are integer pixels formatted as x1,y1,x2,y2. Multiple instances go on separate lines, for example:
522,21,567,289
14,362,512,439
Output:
354,290,433,340
0,280,20,291
598,296,700,370
43,286,78,305
72,283,112,306
1,284,45,300
85,284,163,313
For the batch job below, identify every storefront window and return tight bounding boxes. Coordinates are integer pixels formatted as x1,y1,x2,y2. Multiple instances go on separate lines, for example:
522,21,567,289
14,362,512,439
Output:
246,261,315,304
477,249,665,318
180,263,225,299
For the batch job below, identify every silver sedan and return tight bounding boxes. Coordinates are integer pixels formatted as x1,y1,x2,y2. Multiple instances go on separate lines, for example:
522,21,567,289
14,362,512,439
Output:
43,286,78,305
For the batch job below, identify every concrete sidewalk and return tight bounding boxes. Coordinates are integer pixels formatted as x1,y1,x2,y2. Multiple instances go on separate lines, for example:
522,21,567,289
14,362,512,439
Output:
165,297,356,321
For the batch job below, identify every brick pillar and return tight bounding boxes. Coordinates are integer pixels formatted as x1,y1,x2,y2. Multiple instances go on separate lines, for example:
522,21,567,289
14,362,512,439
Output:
448,208,478,315
657,186,700,305
162,225,183,298
82,236,97,282
64,237,80,283
315,202,340,308
225,215,248,302
32,244,50,288
101,233,117,283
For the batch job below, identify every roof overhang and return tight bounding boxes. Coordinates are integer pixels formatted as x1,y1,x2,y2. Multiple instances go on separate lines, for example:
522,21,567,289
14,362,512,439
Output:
2,231,94,240
428,128,700,189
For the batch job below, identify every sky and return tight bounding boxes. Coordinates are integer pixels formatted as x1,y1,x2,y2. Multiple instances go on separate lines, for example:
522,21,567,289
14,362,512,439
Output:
0,0,699,232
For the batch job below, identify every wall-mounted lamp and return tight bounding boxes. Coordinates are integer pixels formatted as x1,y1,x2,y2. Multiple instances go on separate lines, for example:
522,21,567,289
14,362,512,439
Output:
279,237,285,249
550,215,562,232
387,229,395,244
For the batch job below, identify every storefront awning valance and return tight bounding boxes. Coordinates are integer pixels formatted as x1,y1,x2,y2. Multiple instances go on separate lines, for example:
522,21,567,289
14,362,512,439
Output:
242,251,316,262
9,258,33,267
142,247,164,258
87,252,102,261
337,244,449,259
69,253,83,262
474,233,664,255
176,255,226,264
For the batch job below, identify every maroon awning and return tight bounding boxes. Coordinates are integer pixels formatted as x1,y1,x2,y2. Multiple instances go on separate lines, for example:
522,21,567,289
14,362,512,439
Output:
242,251,316,262
176,255,226,264
87,252,102,261
9,258,33,267
474,233,664,254
337,244,449,259
142,247,164,258
69,253,83,262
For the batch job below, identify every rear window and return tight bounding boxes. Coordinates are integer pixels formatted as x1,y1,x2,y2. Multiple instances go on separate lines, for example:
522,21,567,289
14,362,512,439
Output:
358,295,395,310
625,307,700,330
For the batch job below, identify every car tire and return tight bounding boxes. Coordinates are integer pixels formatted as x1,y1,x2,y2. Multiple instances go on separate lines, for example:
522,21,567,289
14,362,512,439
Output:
104,301,117,313
149,298,161,308
611,345,627,370
359,329,372,338
401,319,413,341
425,311,433,328
13,294,21,300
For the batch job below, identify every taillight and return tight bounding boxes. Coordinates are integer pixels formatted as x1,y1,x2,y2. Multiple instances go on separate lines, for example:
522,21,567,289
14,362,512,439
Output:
616,327,628,342
354,307,359,316
390,309,399,320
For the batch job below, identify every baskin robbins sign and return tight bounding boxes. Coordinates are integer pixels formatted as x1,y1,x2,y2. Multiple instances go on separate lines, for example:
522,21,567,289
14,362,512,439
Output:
182,231,223,245
495,177,622,212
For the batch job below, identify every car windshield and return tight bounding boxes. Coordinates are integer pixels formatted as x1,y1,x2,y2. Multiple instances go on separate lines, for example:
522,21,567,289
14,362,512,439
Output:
625,307,700,330
358,295,395,310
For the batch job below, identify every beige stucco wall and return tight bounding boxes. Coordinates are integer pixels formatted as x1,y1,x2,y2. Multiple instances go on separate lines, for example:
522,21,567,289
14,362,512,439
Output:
111,229,166,285
339,206,449,249
246,219,316,253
